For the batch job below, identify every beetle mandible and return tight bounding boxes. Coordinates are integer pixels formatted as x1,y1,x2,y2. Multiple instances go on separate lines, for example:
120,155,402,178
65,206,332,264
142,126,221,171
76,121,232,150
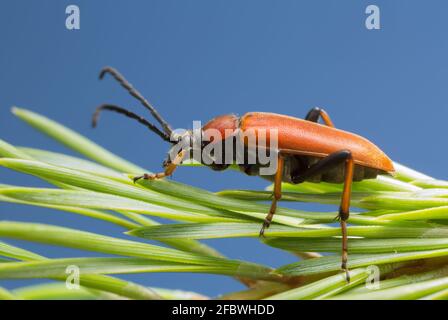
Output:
92,67,395,281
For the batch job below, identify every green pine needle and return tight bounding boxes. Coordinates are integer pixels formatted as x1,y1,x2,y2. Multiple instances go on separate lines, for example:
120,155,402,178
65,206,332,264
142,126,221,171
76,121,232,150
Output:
1,107,447,300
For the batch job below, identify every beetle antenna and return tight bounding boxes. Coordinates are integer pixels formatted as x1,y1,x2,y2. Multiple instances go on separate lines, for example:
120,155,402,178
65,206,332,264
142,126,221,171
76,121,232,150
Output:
99,66,173,136
92,104,172,143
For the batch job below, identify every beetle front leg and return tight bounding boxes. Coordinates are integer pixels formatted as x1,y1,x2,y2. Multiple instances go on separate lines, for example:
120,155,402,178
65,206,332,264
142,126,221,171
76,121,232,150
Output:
133,150,186,183
305,107,335,127
259,155,284,237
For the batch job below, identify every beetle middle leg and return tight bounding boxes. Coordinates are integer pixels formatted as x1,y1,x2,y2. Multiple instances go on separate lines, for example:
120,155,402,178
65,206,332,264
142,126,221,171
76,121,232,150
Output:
305,107,335,127
133,150,186,183
291,150,354,282
259,155,285,237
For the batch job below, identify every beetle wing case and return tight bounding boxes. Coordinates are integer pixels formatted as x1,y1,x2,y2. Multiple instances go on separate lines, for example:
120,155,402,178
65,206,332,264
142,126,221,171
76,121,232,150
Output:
240,112,395,174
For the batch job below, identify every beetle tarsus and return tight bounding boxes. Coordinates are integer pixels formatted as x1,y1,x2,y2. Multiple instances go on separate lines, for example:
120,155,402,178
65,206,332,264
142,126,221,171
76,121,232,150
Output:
132,175,144,183
259,220,270,237
342,265,351,283
342,258,351,282
132,173,154,183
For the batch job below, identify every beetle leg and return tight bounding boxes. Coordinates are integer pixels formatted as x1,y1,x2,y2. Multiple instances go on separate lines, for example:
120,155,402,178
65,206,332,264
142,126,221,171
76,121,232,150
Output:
291,150,354,282
339,153,354,282
305,107,335,127
259,155,284,237
133,150,186,183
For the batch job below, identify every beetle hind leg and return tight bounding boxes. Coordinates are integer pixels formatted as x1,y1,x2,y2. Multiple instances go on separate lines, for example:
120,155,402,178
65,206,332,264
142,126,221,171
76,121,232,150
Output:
291,149,354,282
339,152,355,282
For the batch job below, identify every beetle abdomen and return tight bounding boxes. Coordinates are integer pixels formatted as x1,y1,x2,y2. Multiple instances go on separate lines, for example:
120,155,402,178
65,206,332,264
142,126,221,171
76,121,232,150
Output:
239,154,383,184
302,156,381,183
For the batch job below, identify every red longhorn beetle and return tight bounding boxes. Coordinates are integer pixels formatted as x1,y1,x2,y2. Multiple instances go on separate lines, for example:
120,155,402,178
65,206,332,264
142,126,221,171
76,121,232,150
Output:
92,67,395,281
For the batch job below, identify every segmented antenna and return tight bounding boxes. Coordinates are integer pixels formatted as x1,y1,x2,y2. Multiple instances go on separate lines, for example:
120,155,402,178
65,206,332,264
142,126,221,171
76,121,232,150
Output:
99,66,173,136
92,104,171,142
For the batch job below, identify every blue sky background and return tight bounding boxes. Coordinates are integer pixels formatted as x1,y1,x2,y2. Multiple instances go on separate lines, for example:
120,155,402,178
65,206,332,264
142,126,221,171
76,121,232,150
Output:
1,0,448,297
